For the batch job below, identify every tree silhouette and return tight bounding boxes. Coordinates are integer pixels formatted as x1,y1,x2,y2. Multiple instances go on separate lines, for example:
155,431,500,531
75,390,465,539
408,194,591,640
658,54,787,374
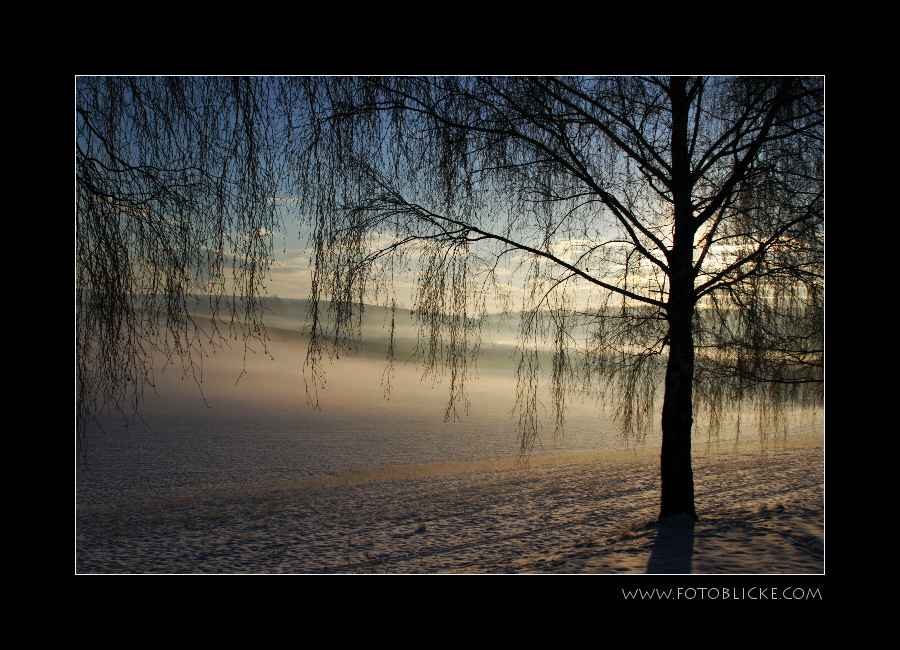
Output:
290,76,824,520
76,76,824,521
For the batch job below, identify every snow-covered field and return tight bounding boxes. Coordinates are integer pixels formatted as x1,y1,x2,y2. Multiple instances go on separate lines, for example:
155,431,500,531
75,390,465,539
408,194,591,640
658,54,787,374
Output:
76,440,823,574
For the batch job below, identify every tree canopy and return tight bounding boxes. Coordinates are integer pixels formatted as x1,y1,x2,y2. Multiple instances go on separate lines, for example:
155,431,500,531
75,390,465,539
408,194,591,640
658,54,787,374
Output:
75,76,824,519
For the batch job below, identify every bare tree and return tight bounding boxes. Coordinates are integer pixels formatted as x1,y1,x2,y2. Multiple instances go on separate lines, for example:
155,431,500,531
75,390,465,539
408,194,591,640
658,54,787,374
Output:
76,76,823,521
288,76,824,520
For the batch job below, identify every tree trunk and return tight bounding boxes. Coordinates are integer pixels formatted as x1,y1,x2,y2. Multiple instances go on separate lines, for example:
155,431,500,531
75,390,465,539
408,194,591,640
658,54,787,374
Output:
659,294,697,520
659,77,699,521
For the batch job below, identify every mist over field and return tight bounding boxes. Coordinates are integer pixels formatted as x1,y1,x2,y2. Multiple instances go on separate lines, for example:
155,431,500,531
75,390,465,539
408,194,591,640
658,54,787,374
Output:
78,298,821,497
79,299,607,486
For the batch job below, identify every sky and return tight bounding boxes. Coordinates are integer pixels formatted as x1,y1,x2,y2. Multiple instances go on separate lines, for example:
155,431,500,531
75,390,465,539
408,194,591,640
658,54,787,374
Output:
264,226,314,300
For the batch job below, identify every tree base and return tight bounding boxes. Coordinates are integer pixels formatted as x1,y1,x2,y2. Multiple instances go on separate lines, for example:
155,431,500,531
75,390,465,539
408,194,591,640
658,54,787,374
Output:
656,510,700,525
658,508,699,523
